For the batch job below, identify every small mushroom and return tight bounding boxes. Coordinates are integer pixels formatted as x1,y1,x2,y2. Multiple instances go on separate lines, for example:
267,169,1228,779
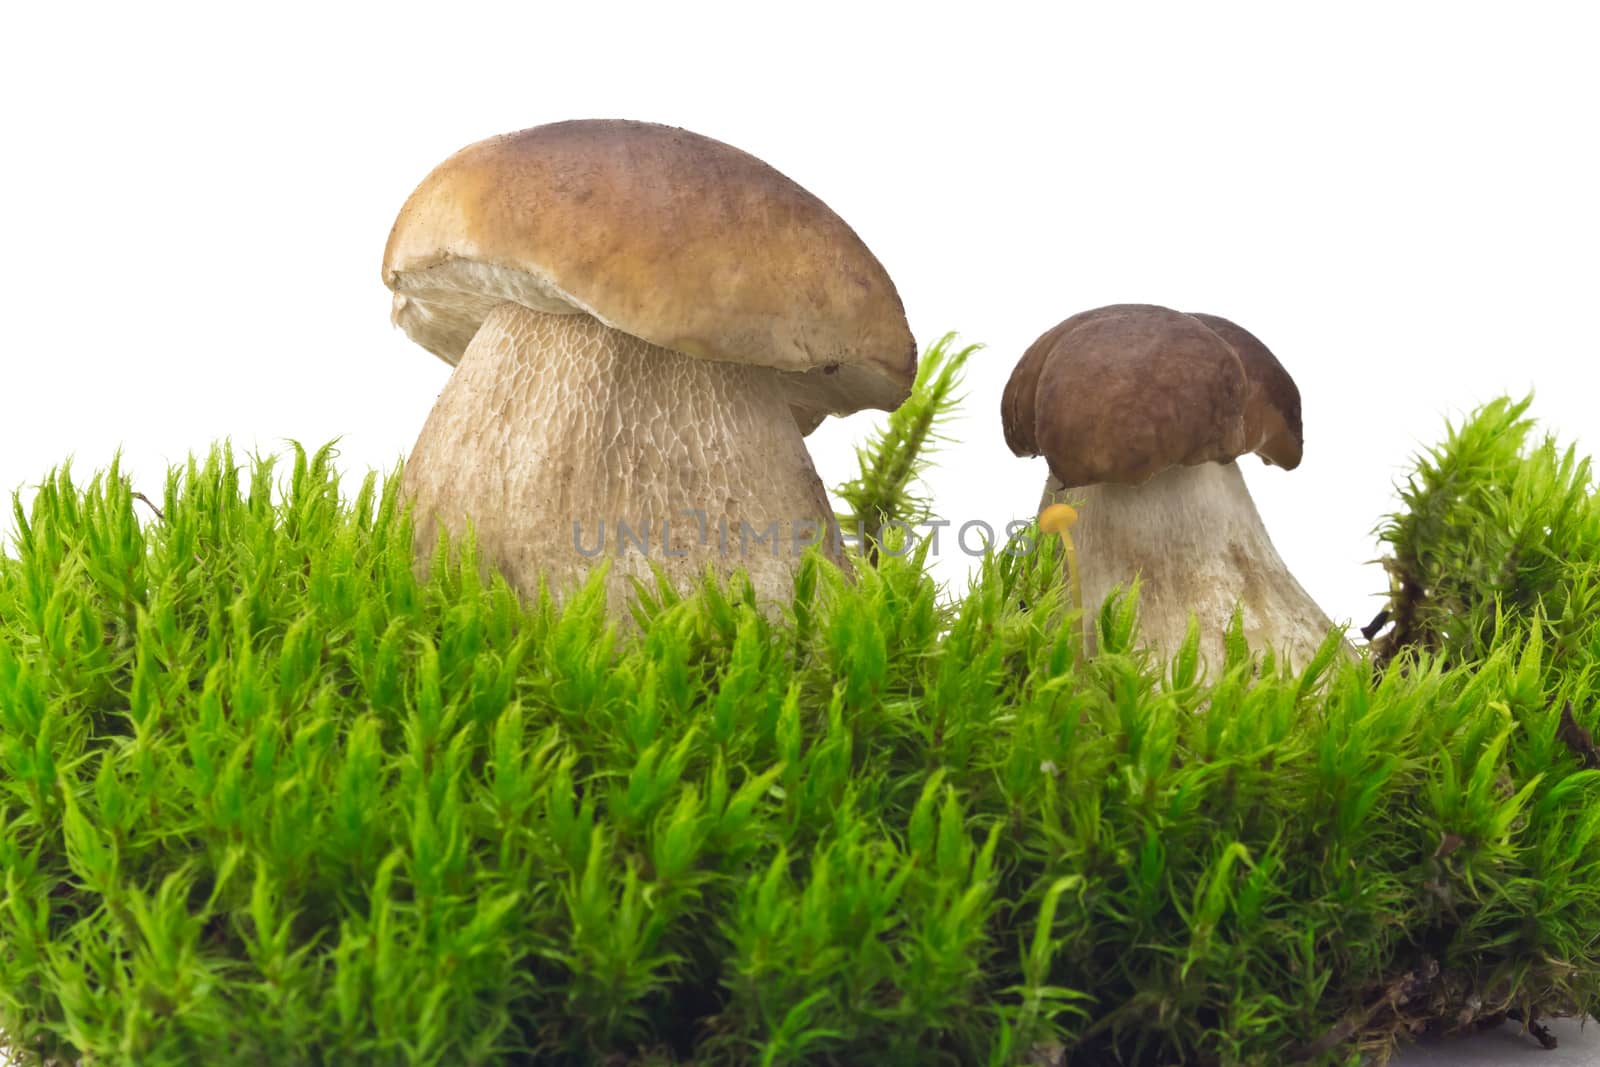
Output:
383,120,917,612
1002,304,1345,668
1038,502,1085,646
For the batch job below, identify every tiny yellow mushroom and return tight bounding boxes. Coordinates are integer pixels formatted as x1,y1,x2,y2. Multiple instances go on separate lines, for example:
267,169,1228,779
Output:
1039,503,1086,645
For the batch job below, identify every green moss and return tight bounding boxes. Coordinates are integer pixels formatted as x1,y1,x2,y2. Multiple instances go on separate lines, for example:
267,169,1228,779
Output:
0,400,1597,1066
833,331,978,565
1374,394,1600,675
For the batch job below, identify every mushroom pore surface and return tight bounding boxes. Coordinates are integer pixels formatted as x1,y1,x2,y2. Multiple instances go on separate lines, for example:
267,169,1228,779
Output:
402,302,841,611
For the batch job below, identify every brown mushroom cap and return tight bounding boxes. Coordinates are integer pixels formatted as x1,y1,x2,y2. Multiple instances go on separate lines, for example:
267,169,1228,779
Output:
383,119,917,431
1001,304,1303,488
1183,313,1303,470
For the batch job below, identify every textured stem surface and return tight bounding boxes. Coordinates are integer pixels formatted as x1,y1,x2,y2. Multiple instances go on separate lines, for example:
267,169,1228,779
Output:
1042,461,1346,669
403,302,841,612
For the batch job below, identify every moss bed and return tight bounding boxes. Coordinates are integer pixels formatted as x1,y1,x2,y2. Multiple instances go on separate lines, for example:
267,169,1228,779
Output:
1,397,1597,1065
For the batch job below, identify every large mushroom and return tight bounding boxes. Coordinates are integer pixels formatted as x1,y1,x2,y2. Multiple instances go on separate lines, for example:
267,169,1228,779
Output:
1002,303,1344,668
383,120,916,611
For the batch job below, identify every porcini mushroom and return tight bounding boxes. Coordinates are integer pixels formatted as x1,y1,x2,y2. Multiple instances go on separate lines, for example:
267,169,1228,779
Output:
383,120,917,612
1002,304,1344,668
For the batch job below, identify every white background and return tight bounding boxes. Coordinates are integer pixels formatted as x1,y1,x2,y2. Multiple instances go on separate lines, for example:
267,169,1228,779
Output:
1,3,1597,1062
2,3,1598,631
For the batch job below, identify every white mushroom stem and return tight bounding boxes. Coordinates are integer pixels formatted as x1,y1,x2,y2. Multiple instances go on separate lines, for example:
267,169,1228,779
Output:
1041,460,1347,669
402,301,842,612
